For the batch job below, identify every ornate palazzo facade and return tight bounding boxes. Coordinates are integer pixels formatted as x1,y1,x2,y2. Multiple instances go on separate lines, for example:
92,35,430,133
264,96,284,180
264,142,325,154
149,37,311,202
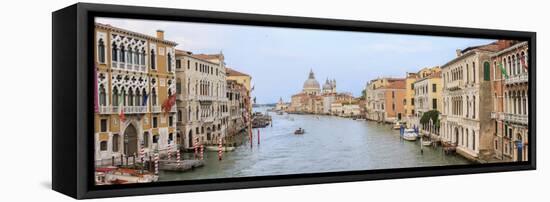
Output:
440,41,512,161
94,24,177,164
175,50,229,149
490,41,529,162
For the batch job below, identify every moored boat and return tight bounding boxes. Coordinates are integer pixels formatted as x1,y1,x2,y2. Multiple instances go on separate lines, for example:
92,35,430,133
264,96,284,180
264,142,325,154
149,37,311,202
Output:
403,129,418,141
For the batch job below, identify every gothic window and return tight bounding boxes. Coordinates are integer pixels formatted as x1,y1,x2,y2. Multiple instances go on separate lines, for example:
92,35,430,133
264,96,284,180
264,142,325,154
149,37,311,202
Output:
128,88,134,106
150,49,156,70
112,87,119,105
120,46,126,63
121,87,127,106
142,88,147,106
515,54,521,74
128,48,133,64
134,49,139,64
99,84,106,106
111,42,118,62
98,39,105,63
135,89,141,106
152,88,157,106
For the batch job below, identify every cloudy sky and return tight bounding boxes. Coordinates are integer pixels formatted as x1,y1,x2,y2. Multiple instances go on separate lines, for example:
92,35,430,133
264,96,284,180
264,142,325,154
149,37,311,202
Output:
97,17,494,104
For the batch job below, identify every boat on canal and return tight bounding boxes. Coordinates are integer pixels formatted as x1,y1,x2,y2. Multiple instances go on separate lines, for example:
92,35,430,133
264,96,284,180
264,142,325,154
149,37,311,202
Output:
294,128,305,135
403,129,418,141
392,121,405,130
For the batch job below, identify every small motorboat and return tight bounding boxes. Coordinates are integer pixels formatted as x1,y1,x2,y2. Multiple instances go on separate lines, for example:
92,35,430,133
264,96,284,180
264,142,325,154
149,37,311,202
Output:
294,128,305,135
403,129,418,141
393,121,404,130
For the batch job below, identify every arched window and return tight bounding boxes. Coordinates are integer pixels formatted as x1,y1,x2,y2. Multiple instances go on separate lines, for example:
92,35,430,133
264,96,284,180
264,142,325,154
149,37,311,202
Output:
121,87,127,106
515,53,521,74
128,48,133,65
111,42,118,62
141,49,146,66
483,62,490,81
150,49,156,70
472,62,476,83
151,88,157,106
128,88,134,106
112,87,119,105
120,46,126,63
142,88,147,106
99,84,106,106
98,39,105,63
472,131,476,151
473,96,476,119
167,52,172,72
112,134,120,152
134,48,139,64
135,88,141,106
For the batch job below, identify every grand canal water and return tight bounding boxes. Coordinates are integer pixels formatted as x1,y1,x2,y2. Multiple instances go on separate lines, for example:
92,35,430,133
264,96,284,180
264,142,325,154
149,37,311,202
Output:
160,107,470,181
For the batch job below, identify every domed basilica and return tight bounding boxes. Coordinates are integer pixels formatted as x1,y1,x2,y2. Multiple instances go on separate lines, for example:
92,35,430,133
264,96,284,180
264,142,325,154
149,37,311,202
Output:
302,69,336,95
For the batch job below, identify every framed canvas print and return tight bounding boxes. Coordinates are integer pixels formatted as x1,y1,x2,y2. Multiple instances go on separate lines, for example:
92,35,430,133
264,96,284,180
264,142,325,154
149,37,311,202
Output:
52,3,536,199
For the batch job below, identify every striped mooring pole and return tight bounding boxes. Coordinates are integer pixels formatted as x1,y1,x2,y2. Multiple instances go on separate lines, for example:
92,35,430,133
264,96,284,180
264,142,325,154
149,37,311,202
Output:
167,144,172,160
176,149,181,167
140,144,145,164
218,137,223,161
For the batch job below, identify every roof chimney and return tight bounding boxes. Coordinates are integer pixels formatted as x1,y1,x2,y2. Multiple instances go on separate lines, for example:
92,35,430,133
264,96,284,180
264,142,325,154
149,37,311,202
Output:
456,49,462,57
156,30,164,40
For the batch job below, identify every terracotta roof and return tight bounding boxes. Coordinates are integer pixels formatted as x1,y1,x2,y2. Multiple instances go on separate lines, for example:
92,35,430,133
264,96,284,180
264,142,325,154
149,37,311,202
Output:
381,79,406,89
175,49,192,55
226,67,250,77
192,54,223,60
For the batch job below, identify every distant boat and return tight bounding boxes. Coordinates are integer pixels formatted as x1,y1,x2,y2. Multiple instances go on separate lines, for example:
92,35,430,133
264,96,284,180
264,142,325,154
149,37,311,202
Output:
422,140,433,146
294,128,305,135
393,121,404,130
403,129,418,141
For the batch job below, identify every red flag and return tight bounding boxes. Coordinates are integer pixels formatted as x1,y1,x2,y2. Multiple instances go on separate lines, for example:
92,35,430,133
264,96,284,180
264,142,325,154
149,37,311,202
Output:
520,56,528,71
162,94,177,113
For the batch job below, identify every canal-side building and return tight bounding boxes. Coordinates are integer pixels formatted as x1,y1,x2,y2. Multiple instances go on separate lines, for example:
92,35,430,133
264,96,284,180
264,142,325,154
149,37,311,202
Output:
412,71,442,136
440,40,512,161
226,80,247,144
490,41,529,162
175,50,229,148
366,78,406,123
226,67,253,114
404,72,419,125
94,23,177,164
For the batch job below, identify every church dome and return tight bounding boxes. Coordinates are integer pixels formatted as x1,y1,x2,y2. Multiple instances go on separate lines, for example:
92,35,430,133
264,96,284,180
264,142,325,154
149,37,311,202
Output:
303,69,320,91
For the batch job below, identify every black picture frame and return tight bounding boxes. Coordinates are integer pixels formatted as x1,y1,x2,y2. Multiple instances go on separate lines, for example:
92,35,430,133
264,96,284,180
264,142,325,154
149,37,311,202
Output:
52,3,536,199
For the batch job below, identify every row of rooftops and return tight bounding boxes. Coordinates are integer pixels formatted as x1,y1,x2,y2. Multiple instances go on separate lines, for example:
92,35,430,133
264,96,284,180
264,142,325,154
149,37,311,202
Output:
367,39,524,90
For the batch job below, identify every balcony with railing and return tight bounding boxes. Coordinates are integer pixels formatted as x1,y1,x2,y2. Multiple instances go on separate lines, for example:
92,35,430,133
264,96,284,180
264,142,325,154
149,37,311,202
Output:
504,113,528,125
505,73,528,85
445,80,464,90
152,106,162,113
98,105,148,114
